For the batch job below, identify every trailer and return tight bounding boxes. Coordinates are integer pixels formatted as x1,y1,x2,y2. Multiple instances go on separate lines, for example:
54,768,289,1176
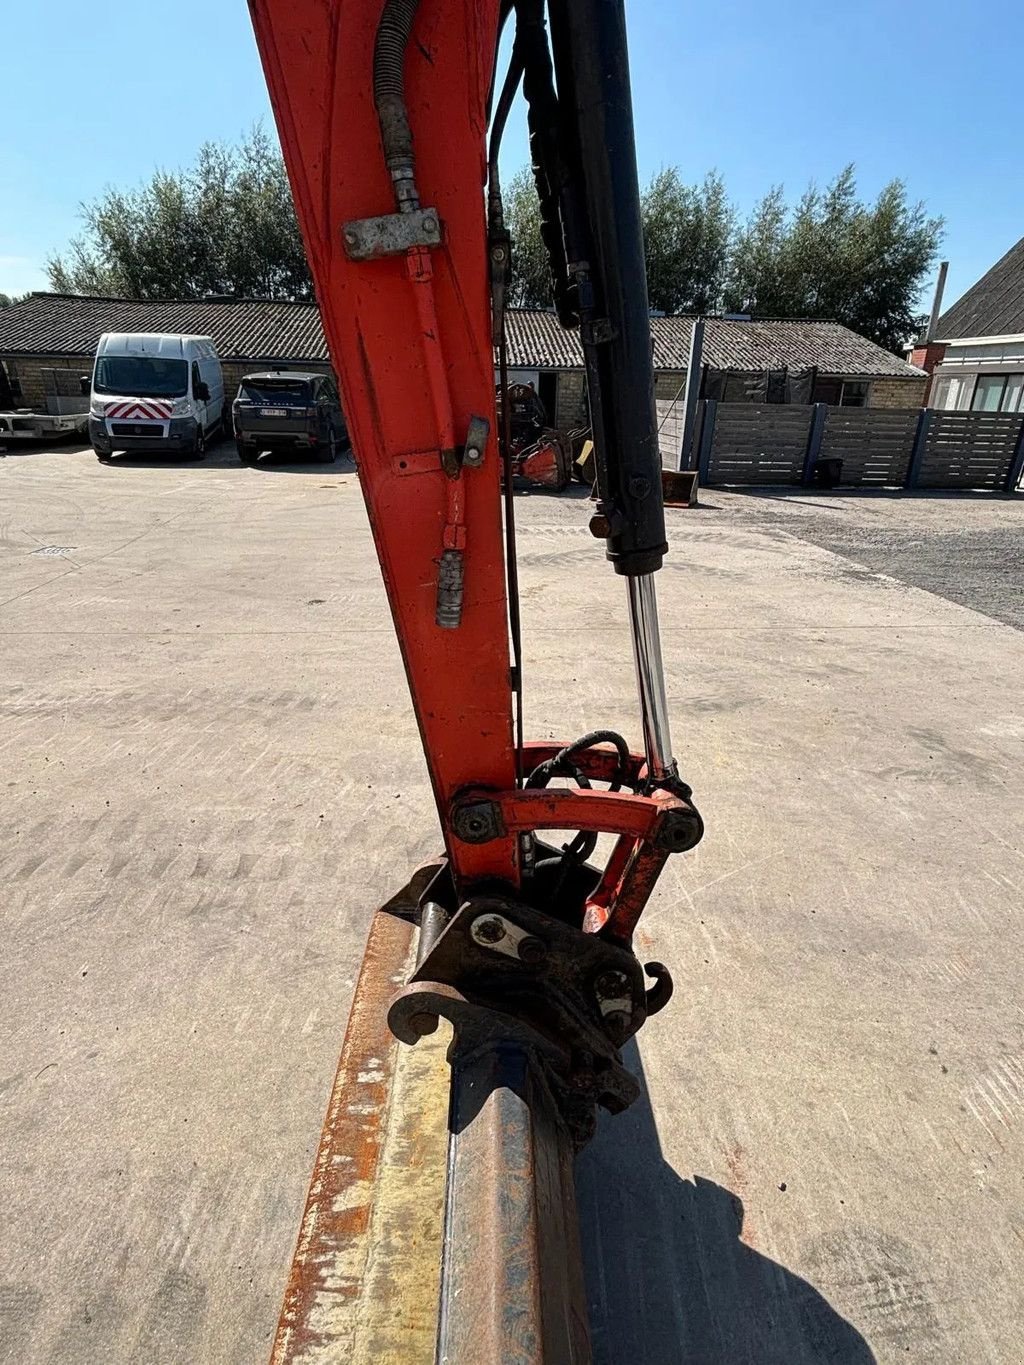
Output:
0,408,87,445
0,366,88,446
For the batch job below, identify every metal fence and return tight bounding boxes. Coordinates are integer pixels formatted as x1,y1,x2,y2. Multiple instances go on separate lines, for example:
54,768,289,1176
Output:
671,401,1024,493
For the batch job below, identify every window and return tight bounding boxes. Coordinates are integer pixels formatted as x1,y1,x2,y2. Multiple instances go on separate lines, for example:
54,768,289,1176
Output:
931,374,972,410
970,373,1024,413
839,381,869,407
238,377,312,404
94,356,188,398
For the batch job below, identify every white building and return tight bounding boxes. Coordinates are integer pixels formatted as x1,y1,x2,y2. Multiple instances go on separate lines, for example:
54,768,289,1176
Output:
928,237,1024,413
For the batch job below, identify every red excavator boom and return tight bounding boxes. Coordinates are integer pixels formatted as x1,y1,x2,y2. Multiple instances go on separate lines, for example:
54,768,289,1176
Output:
248,0,703,1358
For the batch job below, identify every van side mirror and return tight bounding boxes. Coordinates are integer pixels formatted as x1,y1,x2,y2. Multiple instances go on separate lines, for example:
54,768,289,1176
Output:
79,375,90,396
195,381,210,401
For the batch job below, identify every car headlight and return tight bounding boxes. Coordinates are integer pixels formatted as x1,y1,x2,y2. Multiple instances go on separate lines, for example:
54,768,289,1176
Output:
171,397,193,416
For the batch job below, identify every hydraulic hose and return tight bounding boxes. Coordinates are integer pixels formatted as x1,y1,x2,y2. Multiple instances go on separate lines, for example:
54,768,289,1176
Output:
373,0,422,211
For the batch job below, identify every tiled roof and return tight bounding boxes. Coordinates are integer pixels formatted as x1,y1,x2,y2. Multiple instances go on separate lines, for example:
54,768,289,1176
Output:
0,293,328,363
0,293,923,378
506,309,923,378
936,236,1024,340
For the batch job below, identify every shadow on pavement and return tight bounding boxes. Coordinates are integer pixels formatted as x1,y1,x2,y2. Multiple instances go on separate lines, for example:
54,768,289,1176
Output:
576,1041,875,1365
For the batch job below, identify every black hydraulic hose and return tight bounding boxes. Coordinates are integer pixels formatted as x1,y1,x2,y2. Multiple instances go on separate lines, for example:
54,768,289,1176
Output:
525,730,631,792
373,0,422,210
513,0,579,326
488,41,525,232
527,730,631,889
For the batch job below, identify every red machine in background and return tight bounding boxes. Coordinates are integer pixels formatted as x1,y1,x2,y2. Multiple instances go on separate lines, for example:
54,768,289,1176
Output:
249,0,703,1358
501,380,575,490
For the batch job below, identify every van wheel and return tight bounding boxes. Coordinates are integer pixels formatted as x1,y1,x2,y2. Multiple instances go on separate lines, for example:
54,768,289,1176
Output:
189,427,206,461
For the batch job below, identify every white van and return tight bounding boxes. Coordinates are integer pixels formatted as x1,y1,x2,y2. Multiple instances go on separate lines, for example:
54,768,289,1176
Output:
88,332,226,462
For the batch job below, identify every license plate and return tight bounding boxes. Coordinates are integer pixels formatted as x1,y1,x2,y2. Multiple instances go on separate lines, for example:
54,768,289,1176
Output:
260,407,287,418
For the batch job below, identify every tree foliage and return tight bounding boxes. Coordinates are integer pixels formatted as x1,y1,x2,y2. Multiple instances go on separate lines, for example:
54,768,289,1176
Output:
724,166,943,353
47,127,312,301
47,132,942,351
505,167,555,309
508,162,942,350
641,169,733,315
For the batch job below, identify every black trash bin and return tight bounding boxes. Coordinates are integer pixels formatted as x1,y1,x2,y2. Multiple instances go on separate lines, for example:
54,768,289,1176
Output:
813,457,843,488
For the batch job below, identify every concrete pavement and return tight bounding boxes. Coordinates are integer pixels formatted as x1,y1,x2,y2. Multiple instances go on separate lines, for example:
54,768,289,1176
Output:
2,443,1022,1362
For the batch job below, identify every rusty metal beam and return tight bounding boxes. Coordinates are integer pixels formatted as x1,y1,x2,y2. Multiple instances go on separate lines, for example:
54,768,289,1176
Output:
272,879,450,1365
437,1043,591,1365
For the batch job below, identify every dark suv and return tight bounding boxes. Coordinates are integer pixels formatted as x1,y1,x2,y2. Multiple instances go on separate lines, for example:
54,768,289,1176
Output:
233,372,348,465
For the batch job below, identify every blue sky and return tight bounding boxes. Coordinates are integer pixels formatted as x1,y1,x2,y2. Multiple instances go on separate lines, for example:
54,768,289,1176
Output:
3,0,1023,316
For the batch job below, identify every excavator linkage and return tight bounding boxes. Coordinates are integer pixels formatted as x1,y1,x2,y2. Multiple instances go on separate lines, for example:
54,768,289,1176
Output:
248,0,704,1358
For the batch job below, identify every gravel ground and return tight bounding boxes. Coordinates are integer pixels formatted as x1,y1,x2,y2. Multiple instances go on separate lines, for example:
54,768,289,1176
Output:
710,489,1024,630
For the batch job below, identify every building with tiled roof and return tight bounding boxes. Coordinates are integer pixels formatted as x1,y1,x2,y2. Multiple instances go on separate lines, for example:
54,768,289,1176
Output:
914,237,1024,415
0,293,926,422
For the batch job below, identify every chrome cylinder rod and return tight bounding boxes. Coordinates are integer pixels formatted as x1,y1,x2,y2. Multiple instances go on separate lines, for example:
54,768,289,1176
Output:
626,573,675,783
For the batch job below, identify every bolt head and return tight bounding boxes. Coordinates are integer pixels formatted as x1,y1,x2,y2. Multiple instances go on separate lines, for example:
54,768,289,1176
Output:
473,915,506,945
518,936,546,966
595,969,630,1000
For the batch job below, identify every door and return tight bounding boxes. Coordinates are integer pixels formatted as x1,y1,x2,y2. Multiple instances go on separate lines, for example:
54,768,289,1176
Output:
313,378,330,442
202,354,226,428
322,375,346,440
537,372,558,426
191,360,210,431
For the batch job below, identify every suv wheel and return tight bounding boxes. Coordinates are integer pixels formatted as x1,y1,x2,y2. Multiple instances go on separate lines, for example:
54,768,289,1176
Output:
320,430,339,464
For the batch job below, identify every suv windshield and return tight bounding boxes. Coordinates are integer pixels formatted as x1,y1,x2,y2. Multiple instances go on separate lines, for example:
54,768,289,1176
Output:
94,356,188,398
239,379,312,405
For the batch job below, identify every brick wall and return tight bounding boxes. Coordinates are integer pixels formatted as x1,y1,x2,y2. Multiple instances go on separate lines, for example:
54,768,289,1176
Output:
907,343,946,404
552,367,688,430
654,370,687,401
1,353,90,408
869,376,928,409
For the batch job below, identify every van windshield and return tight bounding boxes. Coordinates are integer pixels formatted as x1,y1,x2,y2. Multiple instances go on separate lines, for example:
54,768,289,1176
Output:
94,356,188,398
239,378,311,404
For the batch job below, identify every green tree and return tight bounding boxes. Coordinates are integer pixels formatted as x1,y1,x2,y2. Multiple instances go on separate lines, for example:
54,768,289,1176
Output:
725,166,943,351
47,126,312,301
505,168,554,309
506,165,734,314
641,169,733,314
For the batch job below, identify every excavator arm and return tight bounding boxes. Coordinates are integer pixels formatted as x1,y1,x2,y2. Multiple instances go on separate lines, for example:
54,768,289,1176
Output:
248,0,703,1358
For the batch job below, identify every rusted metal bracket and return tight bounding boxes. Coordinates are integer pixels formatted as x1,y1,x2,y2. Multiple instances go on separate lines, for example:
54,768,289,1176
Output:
342,207,443,259
449,737,703,941
389,896,667,1141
